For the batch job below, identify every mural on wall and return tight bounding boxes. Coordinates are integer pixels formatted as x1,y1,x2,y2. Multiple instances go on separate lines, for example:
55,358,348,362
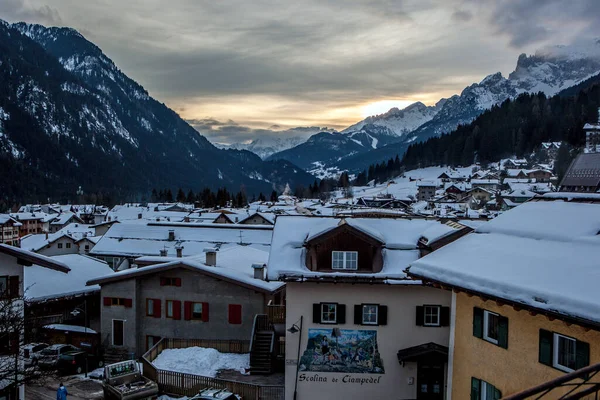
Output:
299,329,384,374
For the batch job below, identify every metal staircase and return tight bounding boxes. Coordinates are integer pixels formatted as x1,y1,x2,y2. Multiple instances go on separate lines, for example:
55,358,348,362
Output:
249,314,275,374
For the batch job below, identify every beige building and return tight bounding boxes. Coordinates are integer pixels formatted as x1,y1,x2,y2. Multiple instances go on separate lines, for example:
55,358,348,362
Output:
268,216,471,400
409,197,600,399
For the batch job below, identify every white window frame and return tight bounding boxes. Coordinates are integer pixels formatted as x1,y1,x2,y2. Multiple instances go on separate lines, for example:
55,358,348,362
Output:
362,304,378,325
192,302,203,320
331,251,358,270
321,303,337,324
424,305,441,327
166,300,174,318
553,333,576,373
480,381,491,400
483,310,499,345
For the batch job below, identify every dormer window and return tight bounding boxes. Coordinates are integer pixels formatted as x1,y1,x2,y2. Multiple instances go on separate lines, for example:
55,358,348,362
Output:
332,251,358,270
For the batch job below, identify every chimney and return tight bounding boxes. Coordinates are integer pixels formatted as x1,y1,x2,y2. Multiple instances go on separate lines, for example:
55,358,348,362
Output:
168,230,175,241
204,248,217,266
138,213,142,219
252,263,266,280
159,248,168,257
45,231,48,240
175,244,184,258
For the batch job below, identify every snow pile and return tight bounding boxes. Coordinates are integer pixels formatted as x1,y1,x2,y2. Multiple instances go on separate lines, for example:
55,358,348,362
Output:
152,347,249,377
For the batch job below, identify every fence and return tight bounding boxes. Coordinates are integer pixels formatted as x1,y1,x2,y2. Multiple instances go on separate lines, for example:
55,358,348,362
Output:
266,305,286,324
142,338,283,400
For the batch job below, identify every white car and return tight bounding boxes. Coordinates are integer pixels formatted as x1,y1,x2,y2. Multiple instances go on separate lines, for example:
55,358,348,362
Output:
22,342,49,367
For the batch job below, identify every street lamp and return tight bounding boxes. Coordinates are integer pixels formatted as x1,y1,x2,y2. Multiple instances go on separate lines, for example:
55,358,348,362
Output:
71,299,88,377
287,316,303,400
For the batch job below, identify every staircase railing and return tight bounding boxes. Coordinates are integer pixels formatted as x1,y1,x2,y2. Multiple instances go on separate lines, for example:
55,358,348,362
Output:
503,362,600,400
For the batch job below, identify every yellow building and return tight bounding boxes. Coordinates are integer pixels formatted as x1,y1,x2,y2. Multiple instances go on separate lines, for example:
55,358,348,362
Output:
408,197,600,399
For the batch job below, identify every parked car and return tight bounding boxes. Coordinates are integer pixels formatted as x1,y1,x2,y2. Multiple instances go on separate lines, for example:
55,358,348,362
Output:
57,350,105,375
38,344,80,369
22,342,49,367
190,388,241,400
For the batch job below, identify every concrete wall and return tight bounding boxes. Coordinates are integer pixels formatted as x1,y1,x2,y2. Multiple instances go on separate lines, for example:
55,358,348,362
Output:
285,283,451,400
451,293,600,399
100,279,138,354
100,267,268,356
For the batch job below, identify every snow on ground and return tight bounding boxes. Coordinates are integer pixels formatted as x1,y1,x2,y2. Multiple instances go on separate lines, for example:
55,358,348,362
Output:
152,347,249,377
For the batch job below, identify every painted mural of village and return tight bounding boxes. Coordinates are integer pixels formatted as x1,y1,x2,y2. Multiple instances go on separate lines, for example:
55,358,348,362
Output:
299,329,385,374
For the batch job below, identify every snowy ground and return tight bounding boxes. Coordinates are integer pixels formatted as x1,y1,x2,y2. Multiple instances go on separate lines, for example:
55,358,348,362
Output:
152,347,250,377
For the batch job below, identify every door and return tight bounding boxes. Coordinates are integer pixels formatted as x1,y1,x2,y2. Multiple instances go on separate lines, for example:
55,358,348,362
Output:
112,320,124,346
417,363,445,400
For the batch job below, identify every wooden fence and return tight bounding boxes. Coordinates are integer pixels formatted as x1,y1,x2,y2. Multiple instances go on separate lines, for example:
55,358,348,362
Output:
142,338,283,400
266,305,286,324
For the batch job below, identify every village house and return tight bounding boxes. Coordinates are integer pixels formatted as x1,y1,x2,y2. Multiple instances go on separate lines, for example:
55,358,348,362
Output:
417,182,438,202
89,220,120,237
48,211,84,233
268,216,471,400
559,152,600,192
583,108,600,153
407,196,600,399
470,179,499,192
525,169,554,183
0,244,69,400
539,142,562,159
20,224,96,257
0,215,21,246
10,212,53,237
86,245,284,358
238,212,275,225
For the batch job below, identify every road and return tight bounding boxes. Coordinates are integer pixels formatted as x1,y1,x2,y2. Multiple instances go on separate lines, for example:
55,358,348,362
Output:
25,375,104,400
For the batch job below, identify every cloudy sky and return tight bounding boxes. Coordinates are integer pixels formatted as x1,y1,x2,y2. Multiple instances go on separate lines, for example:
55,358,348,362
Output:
1,0,599,144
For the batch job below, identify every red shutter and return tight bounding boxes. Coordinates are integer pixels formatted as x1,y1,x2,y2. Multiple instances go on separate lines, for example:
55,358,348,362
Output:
160,277,167,286
8,276,19,298
154,299,161,318
173,300,181,320
124,298,133,308
103,297,112,306
228,304,242,324
184,301,192,320
175,278,182,287
202,302,209,322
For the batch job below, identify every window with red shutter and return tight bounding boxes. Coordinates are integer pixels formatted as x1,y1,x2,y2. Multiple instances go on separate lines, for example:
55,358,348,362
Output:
124,298,133,308
103,297,112,306
160,277,167,286
175,278,182,287
228,304,242,324
173,300,181,320
202,302,209,322
184,301,192,320
154,299,161,318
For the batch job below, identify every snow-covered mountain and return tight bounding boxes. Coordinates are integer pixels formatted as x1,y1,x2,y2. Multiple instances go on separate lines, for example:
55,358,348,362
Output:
0,20,314,200
271,41,600,176
219,135,316,159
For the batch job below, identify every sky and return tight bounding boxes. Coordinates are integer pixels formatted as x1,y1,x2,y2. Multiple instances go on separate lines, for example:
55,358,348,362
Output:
1,0,599,144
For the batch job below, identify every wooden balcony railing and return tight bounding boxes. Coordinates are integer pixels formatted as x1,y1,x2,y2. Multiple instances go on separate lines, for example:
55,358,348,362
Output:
267,305,285,324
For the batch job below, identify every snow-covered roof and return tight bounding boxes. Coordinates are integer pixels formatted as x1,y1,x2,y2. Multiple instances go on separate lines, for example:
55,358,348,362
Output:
471,179,499,185
25,254,112,301
21,224,95,252
50,211,82,226
584,123,600,130
43,324,98,334
0,244,70,273
0,214,21,226
90,221,272,258
408,201,600,325
10,211,54,222
504,189,537,199
267,216,448,282
89,245,283,293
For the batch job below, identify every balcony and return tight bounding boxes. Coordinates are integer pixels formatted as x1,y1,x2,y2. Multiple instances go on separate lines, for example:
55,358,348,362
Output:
266,305,285,324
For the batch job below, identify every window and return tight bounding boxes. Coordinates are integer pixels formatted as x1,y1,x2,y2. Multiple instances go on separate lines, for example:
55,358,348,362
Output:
66,242,71,249
0,276,7,295
331,251,358,270
483,311,499,344
362,304,378,325
471,377,501,400
554,334,577,372
146,335,161,351
57,243,63,249
228,304,242,324
473,307,508,349
321,303,337,324
146,299,160,317
112,298,125,306
424,305,441,326
84,245,90,253
160,277,182,287
104,297,132,308
192,303,203,320
166,300,174,318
